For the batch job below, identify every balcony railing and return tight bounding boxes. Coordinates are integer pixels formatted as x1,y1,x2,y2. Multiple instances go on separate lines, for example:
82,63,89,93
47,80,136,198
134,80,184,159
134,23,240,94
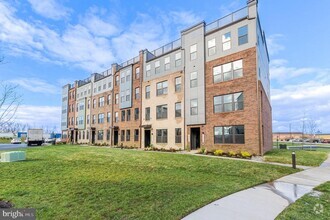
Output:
205,6,248,33
119,55,140,69
151,39,181,57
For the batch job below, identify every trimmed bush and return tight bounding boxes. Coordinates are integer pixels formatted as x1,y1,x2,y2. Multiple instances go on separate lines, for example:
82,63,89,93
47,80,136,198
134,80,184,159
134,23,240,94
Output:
241,151,252,158
214,150,223,156
228,151,236,157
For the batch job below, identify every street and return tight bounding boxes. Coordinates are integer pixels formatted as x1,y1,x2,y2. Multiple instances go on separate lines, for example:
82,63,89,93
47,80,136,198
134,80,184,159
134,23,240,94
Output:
0,144,27,150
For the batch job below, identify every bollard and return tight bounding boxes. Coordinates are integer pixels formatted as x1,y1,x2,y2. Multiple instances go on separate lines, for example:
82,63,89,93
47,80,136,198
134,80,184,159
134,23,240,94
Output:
292,152,296,169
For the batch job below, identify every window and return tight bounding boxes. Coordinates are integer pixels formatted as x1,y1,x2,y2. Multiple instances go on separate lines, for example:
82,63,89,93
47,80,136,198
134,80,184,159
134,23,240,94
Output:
156,129,167,143
121,110,125,121
107,130,110,141
98,113,104,124
156,105,167,119
175,52,181,67
208,38,216,56
175,77,181,92
115,112,119,123
79,131,81,140
78,116,83,125
92,115,96,124
135,87,140,99
213,60,243,83
214,125,244,144
79,103,84,111
86,131,89,139
135,67,140,79
126,130,130,141
120,92,125,103
156,81,168,96
155,61,160,74
134,129,139,141
103,84,106,90
126,73,130,82
190,44,197,60
94,88,96,93
93,99,96,108
115,75,119,86
108,82,112,88
134,108,139,120
87,100,90,109
190,72,197,88
87,115,90,124
76,105,78,112
99,97,105,107
127,109,131,121
107,94,111,105
98,86,101,92
145,107,150,121
146,64,151,77
98,130,104,141
175,102,181,117
222,32,231,51
121,73,125,84
214,92,244,113
175,128,181,143
126,90,130,101
190,99,198,115
164,57,170,70
121,130,125,142
107,112,111,123
115,93,119,104
145,85,150,99
238,25,248,45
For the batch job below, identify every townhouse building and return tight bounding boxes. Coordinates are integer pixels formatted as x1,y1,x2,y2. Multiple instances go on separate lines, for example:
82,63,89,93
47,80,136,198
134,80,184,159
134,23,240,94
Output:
61,0,272,155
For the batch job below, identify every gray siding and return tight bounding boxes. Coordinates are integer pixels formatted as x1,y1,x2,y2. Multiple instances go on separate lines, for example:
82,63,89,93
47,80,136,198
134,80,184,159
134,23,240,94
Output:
119,65,132,109
77,98,86,130
61,85,69,130
182,22,206,125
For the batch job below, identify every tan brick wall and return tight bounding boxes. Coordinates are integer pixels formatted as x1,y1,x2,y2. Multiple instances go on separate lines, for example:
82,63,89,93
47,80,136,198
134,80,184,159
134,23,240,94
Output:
67,87,76,143
203,47,261,155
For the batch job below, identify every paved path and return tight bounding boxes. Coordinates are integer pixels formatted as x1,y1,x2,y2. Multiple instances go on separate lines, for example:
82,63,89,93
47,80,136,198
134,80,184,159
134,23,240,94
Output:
183,155,330,220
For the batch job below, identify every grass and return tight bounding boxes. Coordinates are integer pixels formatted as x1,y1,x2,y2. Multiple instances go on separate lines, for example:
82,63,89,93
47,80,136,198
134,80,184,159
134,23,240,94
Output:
0,138,11,144
277,181,330,220
264,149,329,167
0,145,298,220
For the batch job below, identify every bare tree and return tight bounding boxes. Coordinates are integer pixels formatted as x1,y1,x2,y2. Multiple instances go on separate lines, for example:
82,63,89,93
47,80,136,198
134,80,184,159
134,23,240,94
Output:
308,119,318,138
0,83,22,129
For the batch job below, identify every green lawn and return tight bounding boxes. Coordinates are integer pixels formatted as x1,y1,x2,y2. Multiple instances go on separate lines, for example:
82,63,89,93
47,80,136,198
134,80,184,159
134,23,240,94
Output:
277,181,330,220
0,138,11,144
0,145,297,219
264,149,329,167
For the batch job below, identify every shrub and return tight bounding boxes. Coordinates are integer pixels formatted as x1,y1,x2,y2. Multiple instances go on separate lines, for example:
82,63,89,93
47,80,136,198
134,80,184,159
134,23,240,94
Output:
214,150,223,156
241,151,252,158
228,151,236,157
197,148,206,154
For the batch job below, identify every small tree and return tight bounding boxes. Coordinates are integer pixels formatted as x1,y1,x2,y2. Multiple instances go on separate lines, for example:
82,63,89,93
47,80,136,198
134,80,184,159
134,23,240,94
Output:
308,119,318,138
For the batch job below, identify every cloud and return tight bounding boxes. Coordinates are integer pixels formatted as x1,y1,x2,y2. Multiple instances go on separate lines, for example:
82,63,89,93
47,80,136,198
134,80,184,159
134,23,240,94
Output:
9,78,61,95
27,0,71,20
219,0,242,17
14,105,61,130
267,34,285,56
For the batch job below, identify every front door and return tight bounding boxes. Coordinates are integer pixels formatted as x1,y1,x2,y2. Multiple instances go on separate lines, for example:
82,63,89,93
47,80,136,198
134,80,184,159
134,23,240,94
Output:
145,130,151,147
114,130,119,146
191,128,200,150
70,130,74,143
91,130,95,144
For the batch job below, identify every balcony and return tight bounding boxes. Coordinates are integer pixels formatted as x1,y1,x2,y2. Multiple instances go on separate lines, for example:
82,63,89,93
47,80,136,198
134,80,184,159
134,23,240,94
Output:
151,39,181,58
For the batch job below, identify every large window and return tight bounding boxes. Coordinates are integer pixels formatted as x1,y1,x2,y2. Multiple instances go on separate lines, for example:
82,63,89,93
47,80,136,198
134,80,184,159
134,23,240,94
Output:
238,25,248,45
107,112,111,123
121,73,125,84
156,105,167,119
175,52,181,67
121,130,125,142
115,93,119,104
145,85,150,99
99,97,104,107
92,115,96,124
156,129,167,143
134,129,139,141
107,94,111,105
190,44,197,60
214,125,245,144
98,113,104,124
208,38,216,56
135,67,140,79
175,128,182,143
121,110,125,122
120,92,125,103
126,90,130,101
135,87,140,99
97,130,104,141
127,109,131,121
115,112,119,123
87,115,90,124
155,61,160,74
222,32,231,51
175,77,181,92
164,57,170,70
107,130,110,141
156,81,168,96
190,72,197,88
213,60,243,83
146,64,151,77
93,99,96,108
115,75,119,86
214,92,244,113
126,130,130,141
175,102,181,118
134,108,139,120
190,99,198,115
145,107,150,121
126,73,130,82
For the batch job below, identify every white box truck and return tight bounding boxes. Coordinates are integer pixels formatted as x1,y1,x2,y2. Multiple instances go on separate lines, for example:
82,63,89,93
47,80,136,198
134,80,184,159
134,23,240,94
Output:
27,129,44,146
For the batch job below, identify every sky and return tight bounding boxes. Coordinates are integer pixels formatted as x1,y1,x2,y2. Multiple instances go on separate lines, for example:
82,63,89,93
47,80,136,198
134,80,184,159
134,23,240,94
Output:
0,0,330,133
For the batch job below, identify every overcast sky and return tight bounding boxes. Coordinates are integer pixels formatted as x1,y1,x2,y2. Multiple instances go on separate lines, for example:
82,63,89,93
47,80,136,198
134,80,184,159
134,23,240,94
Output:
0,0,329,133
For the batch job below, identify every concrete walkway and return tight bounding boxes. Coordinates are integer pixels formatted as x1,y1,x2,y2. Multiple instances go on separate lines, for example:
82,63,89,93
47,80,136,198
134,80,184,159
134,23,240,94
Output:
183,154,330,220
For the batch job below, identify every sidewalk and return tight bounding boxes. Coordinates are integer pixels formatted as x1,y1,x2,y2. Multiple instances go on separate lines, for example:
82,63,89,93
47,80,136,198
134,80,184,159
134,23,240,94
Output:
182,154,330,220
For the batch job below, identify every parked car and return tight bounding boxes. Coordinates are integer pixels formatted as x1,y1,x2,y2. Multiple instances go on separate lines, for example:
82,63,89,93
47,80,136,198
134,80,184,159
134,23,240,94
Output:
11,138,21,144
